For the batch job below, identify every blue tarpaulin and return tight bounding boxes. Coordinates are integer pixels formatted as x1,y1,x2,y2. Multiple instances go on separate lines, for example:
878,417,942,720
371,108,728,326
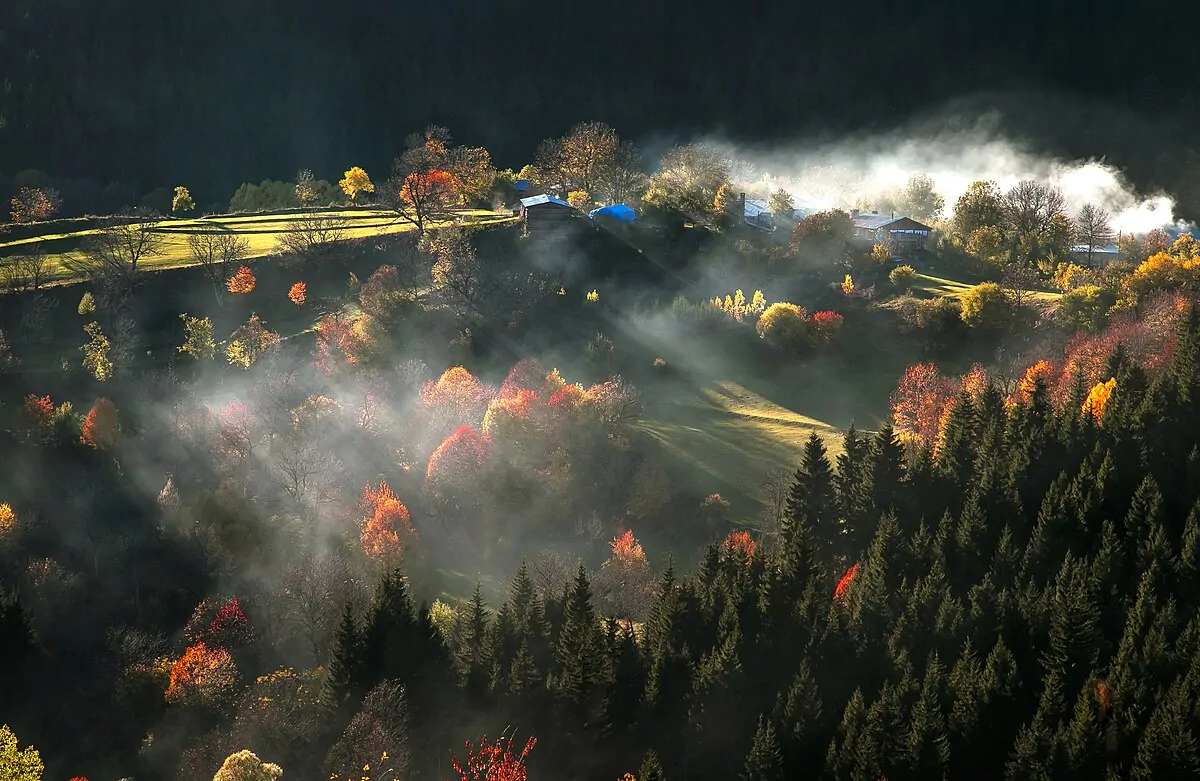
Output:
514,179,532,192
589,203,637,223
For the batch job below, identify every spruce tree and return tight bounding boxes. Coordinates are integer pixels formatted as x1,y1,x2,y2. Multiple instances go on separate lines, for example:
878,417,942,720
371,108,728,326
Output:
552,564,605,720
866,423,907,528
638,749,666,781
937,389,977,496
786,433,837,563
742,715,784,781
455,581,491,700
323,600,369,711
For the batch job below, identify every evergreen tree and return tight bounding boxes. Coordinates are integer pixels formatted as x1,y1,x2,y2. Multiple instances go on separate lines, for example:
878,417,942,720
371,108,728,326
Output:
0,591,35,714
867,423,907,526
455,581,491,700
786,433,838,564
552,564,606,724
742,715,784,781
937,389,978,498
323,600,370,712
638,749,666,781
601,619,645,737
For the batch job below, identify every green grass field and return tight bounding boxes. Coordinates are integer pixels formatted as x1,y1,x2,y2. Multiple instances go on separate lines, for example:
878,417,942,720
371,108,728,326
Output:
911,271,1062,303
0,208,516,285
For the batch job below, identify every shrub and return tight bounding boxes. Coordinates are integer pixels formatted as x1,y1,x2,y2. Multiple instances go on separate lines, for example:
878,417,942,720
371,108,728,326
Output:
889,264,917,289
669,297,726,330
915,296,961,331
959,282,1012,329
756,302,809,350
810,310,844,343
1056,285,1117,333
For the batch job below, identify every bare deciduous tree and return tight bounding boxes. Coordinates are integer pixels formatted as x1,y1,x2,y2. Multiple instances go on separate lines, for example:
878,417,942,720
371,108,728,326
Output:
758,467,792,552
325,680,411,781
67,209,166,308
530,549,575,599
1001,181,1068,264
278,549,361,664
425,226,488,322
272,432,345,524
0,244,50,293
274,215,349,265
1076,203,1115,265
188,230,250,304
1001,262,1041,308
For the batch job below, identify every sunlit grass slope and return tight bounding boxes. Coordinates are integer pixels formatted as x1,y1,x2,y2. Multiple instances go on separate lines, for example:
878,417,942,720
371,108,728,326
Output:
0,208,516,285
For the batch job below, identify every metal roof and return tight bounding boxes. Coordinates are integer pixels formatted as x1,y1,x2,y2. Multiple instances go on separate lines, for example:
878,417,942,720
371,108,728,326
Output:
589,203,637,222
744,199,770,218
851,213,904,229
1069,244,1120,254
519,194,570,208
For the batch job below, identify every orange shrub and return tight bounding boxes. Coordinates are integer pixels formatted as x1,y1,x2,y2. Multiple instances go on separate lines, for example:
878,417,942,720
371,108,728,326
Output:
226,265,256,294
288,281,307,306
80,397,119,450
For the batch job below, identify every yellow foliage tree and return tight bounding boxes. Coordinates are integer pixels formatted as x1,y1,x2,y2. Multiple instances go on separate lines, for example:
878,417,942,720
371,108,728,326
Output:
0,503,15,534
178,314,216,361
212,750,283,781
172,186,195,213
841,274,856,296
567,190,590,210
0,724,43,781
81,322,114,381
1082,377,1116,423
756,302,808,350
339,166,375,202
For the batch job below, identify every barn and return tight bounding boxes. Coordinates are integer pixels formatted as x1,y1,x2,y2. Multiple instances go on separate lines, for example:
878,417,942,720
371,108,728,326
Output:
850,213,933,250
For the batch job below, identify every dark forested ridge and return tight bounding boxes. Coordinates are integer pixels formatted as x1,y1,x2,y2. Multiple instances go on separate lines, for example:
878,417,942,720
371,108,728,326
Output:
3,0,1200,204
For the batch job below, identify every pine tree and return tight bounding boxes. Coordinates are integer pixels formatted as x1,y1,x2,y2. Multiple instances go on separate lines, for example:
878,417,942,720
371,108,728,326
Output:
361,568,420,694
834,424,871,554
1131,677,1200,780
601,620,646,737
937,389,978,497
552,564,605,722
772,659,825,775
0,591,35,713
455,581,491,700
638,749,666,781
786,433,838,563
742,715,784,781
323,600,370,712
867,423,907,529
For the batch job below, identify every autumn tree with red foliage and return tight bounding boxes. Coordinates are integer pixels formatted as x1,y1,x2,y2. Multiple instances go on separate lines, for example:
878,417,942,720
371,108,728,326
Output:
450,734,537,781
183,597,253,649
890,363,956,446
834,562,860,604
721,530,757,563
313,314,356,374
287,281,307,306
360,481,418,561
226,265,256,294
498,358,548,399
17,394,54,445
426,425,490,485
80,397,120,450
165,641,238,706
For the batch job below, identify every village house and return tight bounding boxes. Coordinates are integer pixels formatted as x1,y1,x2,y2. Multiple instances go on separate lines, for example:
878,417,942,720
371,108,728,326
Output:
849,212,933,251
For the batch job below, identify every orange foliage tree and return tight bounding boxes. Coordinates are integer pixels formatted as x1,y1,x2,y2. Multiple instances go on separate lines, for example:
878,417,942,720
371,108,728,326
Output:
288,281,307,306
721,530,757,563
360,481,418,561
226,265,257,294
17,394,55,445
226,314,281,369
420,367,493,432
890,363,956,446
1016,359,1058,405
834,562,860,605
393,169,460,233
451,735,537,781
1082,378,1117,424
481,389,541,440
610,529,646,568
426,425,490,485
498,358,548,398
80,397,120,450
165,642,238,705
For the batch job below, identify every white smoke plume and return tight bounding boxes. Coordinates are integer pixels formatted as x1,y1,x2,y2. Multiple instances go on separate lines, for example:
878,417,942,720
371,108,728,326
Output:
704,121,1181,236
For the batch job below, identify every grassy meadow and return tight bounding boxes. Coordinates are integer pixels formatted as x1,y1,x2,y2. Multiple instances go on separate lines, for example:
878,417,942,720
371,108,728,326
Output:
0,208,516,286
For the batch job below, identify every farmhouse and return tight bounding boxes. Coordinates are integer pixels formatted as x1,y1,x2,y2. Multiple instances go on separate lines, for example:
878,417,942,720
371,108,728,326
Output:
743,197,774,231
850,213,933,250
1068,243,1121,266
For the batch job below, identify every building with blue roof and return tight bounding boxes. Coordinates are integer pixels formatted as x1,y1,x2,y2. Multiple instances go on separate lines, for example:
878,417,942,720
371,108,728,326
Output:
1068,243,1121,266
589,203,637,223
517,193,576,236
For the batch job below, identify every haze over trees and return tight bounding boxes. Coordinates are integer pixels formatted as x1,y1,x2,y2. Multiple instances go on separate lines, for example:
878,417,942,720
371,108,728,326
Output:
3,109,1200,781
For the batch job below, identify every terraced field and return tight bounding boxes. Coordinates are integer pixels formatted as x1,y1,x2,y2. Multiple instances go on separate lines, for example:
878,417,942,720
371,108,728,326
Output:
0,208,515,285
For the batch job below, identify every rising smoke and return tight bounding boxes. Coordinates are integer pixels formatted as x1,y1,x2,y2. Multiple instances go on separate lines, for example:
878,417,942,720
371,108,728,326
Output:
704,117,1183,235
